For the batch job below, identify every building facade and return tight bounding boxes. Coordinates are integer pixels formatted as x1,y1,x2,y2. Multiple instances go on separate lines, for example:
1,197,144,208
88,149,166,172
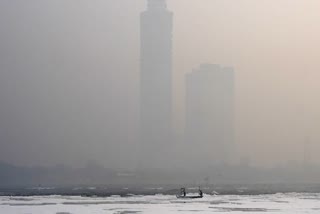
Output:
185,64,234,167
139,0,173,168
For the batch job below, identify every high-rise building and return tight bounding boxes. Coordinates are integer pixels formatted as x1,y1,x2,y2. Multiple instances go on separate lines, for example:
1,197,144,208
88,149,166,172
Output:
139,0,173,168
185,64,234,167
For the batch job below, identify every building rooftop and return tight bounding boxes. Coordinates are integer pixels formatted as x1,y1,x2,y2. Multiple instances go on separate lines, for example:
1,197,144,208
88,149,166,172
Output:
147,0,167,10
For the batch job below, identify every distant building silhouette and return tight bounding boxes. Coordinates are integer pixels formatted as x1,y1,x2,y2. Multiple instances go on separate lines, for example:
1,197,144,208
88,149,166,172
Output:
139,0,173,168
185,64,234,166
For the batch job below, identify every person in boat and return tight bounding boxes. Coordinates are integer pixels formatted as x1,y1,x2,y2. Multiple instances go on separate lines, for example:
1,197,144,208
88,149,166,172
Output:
199,189,203,197
180,188,186,197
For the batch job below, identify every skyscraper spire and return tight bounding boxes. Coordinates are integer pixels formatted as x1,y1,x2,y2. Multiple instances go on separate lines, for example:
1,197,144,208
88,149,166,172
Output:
147,0,167,10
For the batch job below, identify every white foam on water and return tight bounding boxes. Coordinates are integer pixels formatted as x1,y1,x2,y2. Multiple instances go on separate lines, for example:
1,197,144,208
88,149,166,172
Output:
1,193,320,213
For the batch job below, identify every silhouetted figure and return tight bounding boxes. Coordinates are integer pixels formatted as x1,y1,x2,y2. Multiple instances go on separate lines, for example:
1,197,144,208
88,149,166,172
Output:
199,189,203,197
181,188,186,197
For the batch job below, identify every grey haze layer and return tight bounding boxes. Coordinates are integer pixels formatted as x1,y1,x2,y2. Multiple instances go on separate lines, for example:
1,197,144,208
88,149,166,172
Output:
0,0,320,172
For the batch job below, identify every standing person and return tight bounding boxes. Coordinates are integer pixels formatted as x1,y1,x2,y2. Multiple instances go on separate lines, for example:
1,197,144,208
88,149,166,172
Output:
181,188,186,197
199,187,203,197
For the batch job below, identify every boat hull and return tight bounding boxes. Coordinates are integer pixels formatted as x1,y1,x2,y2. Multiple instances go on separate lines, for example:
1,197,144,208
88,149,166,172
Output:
176,195,203,199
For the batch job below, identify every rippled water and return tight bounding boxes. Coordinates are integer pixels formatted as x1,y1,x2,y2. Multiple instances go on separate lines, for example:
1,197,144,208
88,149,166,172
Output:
1,193,320,213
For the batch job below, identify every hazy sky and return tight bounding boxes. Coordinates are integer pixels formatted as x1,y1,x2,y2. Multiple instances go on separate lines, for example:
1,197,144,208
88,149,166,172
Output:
1,0,320,168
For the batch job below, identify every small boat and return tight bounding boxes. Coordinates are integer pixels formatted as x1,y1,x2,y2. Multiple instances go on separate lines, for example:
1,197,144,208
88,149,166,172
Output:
176,187,203,199
176,194,203,199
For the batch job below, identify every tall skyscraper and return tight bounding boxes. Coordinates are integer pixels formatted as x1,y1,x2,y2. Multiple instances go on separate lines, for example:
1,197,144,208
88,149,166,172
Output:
139,0,173,168
185,64,234,167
